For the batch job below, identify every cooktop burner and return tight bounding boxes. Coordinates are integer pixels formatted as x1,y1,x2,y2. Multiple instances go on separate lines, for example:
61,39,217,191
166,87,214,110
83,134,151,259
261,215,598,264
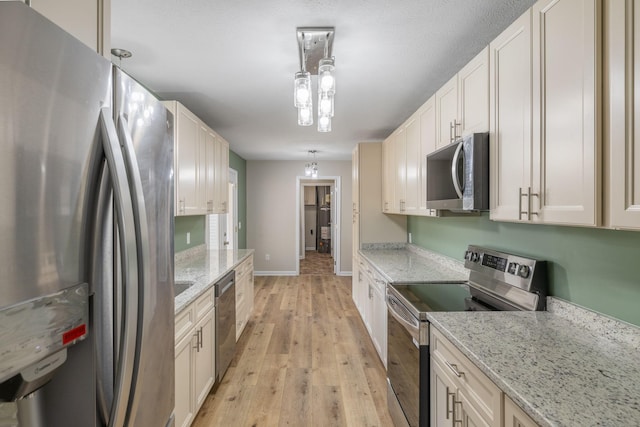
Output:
388,245,548,319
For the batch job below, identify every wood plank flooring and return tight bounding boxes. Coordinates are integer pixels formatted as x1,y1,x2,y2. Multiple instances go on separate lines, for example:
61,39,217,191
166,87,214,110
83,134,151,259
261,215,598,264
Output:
191,274,393,427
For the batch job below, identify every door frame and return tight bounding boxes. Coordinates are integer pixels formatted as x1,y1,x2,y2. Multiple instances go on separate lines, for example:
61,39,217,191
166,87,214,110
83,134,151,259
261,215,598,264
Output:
295,176,341,275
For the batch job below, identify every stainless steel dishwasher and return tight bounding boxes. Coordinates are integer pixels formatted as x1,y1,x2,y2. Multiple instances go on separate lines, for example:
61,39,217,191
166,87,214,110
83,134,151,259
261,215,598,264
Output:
215,270,236,383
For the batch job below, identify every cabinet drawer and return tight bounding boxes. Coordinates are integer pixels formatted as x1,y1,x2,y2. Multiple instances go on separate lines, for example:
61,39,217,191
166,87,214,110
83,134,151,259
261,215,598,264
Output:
195,287,215,322
431,328,502,426
175,305,195,342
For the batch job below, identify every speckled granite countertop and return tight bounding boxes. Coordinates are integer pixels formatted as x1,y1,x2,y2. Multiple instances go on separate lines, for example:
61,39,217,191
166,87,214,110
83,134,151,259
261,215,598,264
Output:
358,243,468,283
427,299,640,427
174,246,254,314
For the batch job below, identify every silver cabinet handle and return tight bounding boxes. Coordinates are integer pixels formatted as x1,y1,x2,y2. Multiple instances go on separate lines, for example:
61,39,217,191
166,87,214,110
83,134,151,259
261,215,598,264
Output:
444,360,464,378
452,398,463,425
179,199,185,213
518,187,528,220
99,108,139,427
529,189,539,218
446,387,455,420
451,141,465,199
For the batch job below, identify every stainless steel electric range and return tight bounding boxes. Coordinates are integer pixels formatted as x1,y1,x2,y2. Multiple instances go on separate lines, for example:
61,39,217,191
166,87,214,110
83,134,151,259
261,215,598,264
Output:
386,245,548,427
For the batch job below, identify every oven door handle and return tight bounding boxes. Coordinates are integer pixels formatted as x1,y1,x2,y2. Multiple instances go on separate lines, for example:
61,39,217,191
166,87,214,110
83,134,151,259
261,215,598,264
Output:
387,294,420,342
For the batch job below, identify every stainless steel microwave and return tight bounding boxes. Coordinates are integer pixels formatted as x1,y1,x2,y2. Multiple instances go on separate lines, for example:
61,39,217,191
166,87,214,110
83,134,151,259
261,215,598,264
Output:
426,132,489,211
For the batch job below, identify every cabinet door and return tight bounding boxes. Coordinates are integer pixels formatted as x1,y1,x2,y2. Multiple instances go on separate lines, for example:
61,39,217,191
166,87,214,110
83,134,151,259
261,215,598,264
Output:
174,331,195,427
531,0,600,226
382,135,395,212
489,10,533,222
371,282,387,367
458,388,492,427
431,357,458,427
504,395,538,427
404,115,421,213
436,75,459,149
214,136,229,213
419,96,439,215
199,125,214,213
395,127,407,212
175,105,202,216
30,0,109,55
607,0,640,229
458,47,489,137
193,309,215,410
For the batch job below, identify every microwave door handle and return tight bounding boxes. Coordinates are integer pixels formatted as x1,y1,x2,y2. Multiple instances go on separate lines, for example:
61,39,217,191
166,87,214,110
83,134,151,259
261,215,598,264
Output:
451,141,465,199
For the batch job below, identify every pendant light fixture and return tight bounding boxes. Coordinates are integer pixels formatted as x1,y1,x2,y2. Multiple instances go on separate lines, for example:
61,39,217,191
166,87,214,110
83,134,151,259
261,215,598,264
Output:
294,27,335,132
304,150,319,178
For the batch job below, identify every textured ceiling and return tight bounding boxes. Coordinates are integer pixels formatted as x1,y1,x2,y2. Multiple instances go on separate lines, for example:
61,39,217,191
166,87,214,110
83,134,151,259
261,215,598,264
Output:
111,0,536,161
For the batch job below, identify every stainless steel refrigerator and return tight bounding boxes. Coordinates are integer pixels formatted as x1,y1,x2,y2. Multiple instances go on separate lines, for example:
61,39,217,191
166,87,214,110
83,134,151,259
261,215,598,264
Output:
0,3,175,426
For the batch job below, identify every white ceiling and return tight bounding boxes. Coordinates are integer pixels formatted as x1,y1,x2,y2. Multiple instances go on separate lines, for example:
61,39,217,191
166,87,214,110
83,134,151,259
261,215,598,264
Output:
111,0,535,161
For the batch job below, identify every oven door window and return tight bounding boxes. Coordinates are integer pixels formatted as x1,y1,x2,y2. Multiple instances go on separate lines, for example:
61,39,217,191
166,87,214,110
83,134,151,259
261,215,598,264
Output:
387,299,421,426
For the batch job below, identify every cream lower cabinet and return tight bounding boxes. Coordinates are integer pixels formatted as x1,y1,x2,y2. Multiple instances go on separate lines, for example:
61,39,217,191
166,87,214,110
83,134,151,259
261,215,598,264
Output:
431,328,502,427
504,395,538,427
355,257,387,368
606,0,640,230
235,255,254,341
174,288,216,427
431,328,540,427
490,0,601,227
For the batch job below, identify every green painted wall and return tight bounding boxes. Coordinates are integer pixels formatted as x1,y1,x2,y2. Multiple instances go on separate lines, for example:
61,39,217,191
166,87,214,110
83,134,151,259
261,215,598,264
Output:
173,150,247,253
174,215,206,252
229,150,247,249
408,214,640,327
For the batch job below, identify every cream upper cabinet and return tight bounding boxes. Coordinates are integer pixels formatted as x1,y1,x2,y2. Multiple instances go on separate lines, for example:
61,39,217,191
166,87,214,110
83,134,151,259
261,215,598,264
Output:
489,10,533,222
530,0,600,226
436,47,489,150
168,102,202,216
490,0,601,227
382,135,396,213
404,114,421,213
419,96,440,216
606,0,640,230
214,135,229,214
164,100,229,216
394,126,407,213
458,47,490,138
436,75,459,149
29,0,110,56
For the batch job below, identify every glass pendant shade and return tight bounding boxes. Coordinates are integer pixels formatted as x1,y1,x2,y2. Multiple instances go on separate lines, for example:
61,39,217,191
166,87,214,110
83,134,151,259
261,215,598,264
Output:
294,71,312,108
318,92,334,117
318,58,336,94
318,114,331,132
311,162,318,178
304,162,312,176
298,105,313,126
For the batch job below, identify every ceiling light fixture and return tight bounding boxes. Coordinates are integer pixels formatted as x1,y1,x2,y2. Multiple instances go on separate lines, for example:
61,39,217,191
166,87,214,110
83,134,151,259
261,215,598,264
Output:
304,150,319,178
294,27,335,132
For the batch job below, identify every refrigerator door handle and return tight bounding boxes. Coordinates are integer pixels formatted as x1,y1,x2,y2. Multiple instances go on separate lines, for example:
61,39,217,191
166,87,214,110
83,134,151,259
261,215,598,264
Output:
116,113,152,420
99,107,140,427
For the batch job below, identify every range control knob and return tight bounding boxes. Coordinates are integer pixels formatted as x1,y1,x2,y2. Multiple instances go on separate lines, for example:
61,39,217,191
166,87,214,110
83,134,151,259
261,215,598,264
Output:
518,265,531,278
471,252,480,262
464,250,473,261
507,262,518,275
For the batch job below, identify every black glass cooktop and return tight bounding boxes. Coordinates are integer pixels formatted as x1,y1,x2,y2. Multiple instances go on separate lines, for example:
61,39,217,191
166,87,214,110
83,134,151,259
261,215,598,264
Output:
388,282,473,316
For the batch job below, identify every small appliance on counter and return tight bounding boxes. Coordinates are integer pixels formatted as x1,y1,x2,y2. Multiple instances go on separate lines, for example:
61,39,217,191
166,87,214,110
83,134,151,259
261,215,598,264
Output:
386,245,547,427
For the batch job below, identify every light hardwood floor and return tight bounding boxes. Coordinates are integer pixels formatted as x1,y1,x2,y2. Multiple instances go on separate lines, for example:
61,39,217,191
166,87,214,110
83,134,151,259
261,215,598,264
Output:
191,274,394,427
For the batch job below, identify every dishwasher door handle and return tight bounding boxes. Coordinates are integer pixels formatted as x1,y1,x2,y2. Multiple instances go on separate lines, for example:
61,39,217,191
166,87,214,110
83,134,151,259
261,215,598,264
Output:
220,279,235,295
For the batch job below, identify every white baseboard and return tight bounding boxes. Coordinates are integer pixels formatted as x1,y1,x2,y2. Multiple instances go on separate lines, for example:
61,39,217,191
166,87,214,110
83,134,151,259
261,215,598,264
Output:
305,246,316,251
254,271,298,276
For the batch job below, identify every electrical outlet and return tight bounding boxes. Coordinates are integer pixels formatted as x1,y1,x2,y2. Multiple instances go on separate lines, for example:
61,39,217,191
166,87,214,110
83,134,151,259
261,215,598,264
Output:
238,222,242,230
186,232,190,244
265,254,270,261
408,232,412,244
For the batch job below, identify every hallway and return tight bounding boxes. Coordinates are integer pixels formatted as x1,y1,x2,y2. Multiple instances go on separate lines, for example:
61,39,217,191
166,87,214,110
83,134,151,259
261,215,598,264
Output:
299,251,334,275
190,274,392,427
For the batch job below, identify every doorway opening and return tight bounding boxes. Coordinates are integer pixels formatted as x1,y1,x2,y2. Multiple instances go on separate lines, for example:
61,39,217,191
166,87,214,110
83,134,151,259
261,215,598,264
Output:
295,176,341,275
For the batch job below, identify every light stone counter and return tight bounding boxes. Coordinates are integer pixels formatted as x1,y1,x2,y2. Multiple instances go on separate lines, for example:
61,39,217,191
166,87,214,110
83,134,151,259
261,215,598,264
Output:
427,299,640,427
174,245,254,314
359,243,468,283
